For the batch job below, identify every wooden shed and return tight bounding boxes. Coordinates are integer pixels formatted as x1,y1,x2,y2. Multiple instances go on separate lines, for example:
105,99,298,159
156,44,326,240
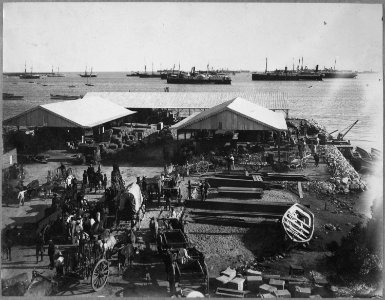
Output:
171,97,288,132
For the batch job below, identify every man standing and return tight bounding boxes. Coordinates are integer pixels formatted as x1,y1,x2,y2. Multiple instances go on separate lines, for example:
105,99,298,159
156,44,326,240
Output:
103,174,108,190
203,180,211,201
18,189,26,207
82,170,88,190
199,181,204,201
48,240,55,269
314,153,320,167
187,180,192,200
35,232,45,263
230,154,235,170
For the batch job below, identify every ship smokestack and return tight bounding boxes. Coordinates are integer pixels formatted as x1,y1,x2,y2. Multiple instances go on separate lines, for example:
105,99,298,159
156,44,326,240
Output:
265,57,267,73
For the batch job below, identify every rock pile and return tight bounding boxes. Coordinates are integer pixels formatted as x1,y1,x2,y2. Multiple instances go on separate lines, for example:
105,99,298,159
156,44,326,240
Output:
309,145,367,194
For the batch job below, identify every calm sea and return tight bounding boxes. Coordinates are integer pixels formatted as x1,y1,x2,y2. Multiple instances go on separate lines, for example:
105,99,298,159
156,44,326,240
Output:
2,72,383,151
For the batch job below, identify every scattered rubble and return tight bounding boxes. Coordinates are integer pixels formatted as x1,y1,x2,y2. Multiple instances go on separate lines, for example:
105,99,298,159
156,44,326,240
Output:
214,265,335,298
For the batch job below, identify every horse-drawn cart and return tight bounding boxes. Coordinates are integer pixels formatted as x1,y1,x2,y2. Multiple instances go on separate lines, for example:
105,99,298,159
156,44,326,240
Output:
57,231,119,292
156,218,209,295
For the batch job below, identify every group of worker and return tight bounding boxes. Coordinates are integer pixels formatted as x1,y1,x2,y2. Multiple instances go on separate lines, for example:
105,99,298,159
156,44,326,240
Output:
83,164,108,193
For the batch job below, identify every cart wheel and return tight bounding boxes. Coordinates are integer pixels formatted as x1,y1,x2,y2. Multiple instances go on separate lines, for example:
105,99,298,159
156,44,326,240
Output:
91,259,109,291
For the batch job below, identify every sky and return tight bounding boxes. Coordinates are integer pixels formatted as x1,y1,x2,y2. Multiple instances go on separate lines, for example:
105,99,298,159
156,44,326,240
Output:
3,2,383,72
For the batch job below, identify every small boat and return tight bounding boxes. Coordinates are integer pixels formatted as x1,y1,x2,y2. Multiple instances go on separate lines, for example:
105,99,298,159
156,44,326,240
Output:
85,83,94,87
355,147,373,160
3,93,24,100
282,203,315,243
371,148,382,160
68,85,76,88
50,94,83,100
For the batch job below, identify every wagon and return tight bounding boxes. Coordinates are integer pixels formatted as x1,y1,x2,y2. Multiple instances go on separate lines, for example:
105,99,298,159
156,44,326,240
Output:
156,219,209,295
58,237,112,292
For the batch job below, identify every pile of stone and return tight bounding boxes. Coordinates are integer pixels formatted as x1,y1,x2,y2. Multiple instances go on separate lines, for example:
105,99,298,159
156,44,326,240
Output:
314,145,366,194
214,266,328,298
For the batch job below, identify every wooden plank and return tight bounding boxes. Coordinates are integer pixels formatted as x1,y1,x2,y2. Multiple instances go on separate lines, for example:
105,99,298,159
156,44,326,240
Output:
216,287,250,298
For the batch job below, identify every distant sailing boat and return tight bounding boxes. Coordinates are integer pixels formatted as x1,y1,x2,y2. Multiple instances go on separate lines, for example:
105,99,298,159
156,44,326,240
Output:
80,66,97,77
85,68,95,86
19,63,40,79
47,66,65,77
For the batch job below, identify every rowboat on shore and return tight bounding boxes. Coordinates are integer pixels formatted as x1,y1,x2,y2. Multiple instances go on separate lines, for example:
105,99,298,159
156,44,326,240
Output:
282,203,314,243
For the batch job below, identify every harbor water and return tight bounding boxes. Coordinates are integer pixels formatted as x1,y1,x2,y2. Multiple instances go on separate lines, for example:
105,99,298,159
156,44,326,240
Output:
2,72,383,151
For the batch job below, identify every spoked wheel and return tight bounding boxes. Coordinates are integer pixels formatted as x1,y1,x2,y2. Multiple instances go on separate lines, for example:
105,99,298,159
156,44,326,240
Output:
91,259,109,291
196,161,209,175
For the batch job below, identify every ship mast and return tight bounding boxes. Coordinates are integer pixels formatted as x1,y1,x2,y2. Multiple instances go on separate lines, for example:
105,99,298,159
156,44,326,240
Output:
265,57,267,73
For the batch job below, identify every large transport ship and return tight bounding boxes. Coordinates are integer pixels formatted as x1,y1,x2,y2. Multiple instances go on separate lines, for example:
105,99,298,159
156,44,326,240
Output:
251,58,323,81
252,71,323,81
167,67,231,84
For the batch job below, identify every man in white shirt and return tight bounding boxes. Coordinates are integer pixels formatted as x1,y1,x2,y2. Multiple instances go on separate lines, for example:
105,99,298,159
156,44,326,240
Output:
18,190,27,207
230,154,235,169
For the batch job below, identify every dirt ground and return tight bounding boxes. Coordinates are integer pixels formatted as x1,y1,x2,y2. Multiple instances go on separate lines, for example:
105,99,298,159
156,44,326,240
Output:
1,150,381,297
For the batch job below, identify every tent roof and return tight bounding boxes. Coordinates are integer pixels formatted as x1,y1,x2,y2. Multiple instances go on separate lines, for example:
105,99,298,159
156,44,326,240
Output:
84,91,289,110
4,97,135,128
173,97,288,131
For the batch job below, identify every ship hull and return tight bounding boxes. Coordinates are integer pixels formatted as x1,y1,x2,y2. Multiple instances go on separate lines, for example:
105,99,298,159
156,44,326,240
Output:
47,74,65,77
19,74,40,79
138,74,162,78
79,74,97,77
322,72,357,79
252,73,323,81
167,77,231,84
